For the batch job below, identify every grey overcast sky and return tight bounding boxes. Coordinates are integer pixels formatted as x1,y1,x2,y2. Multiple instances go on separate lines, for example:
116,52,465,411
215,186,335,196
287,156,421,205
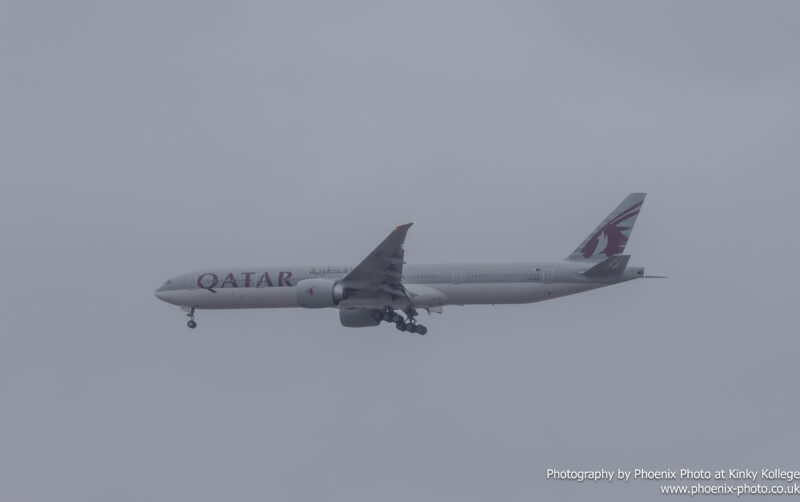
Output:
1,1,799,500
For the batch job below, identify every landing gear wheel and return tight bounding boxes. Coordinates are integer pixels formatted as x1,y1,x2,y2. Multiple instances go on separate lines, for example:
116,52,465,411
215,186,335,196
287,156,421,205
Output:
185,307,197,329
415,325,427,335
392,313,403,323
382,312,392,322
395,322,407,332
407,323,418,334
373,310,383,322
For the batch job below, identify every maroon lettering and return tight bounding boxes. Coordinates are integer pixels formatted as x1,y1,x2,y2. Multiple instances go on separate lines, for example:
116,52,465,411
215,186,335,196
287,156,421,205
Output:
197,273,218,292
256,272,273,287
242,272,255,287
221,273,238,288
278,271,293,287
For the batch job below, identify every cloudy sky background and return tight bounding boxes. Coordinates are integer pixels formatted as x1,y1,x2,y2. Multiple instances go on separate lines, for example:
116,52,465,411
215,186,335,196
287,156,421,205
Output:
2,1,799,500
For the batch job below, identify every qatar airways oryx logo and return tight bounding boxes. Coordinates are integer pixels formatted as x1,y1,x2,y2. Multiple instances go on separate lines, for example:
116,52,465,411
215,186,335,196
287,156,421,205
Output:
580,201,642,259
196,271,293,293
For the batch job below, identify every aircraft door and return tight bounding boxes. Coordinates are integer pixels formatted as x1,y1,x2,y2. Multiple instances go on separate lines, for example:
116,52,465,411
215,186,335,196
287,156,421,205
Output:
543,268,554,283
188,275,196,290
452,269,463,284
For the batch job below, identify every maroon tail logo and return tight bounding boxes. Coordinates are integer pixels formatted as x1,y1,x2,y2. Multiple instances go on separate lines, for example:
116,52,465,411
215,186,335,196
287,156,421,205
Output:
580,202,643,259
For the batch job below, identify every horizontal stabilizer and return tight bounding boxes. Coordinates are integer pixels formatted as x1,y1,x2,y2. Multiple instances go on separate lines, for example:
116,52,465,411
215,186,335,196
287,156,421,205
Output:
582,255,630,277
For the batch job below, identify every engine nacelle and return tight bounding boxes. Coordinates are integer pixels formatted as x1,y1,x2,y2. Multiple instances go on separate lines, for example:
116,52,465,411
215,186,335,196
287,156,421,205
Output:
295,279,345,308
339,309,380,328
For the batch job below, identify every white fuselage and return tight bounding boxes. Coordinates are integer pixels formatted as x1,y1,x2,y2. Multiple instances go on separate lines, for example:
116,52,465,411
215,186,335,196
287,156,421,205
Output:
154,262,639,311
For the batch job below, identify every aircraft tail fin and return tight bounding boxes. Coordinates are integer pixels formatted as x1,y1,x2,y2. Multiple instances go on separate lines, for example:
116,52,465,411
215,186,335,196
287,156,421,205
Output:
566,193,646,262
582,255,630,276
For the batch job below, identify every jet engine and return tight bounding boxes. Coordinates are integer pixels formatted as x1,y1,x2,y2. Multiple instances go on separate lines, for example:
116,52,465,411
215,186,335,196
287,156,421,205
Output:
339,309,380,327
295,279,345,308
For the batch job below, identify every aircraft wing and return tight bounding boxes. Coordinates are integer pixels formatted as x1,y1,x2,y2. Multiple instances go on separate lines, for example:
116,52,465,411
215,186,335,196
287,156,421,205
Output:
340,222,413,299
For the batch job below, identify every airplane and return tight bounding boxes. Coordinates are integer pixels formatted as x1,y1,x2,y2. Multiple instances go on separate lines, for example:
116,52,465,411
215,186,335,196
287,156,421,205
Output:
155,193,661,335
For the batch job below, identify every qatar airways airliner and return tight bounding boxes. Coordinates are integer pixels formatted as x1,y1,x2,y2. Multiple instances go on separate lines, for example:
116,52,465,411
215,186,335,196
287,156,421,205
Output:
155,193,661,335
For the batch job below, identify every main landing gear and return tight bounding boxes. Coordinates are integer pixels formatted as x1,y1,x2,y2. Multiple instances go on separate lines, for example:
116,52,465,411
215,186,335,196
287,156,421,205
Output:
373,307,428,335
186,307,197,329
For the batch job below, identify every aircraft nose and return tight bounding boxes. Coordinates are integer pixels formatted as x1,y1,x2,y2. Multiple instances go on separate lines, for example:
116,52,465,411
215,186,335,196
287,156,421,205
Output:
154,287,168,302
154,280,172,301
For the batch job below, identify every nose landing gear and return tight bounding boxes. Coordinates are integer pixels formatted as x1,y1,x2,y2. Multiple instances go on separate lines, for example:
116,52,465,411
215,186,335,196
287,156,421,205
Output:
185,307,197,329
